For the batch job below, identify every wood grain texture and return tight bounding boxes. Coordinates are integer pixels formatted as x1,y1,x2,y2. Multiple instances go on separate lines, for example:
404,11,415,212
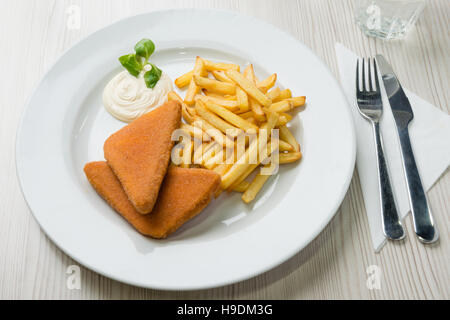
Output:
0,0,448,299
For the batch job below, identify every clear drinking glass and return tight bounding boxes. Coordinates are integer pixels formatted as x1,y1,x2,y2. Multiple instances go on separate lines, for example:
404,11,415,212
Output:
355,0,427,40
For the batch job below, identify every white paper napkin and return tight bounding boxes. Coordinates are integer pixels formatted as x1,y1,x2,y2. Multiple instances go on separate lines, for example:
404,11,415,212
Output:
335,43,450,251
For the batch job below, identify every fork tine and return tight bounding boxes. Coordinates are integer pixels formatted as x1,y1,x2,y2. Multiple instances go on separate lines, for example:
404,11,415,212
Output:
368,58,373,91
356,59,360,92
362,58,367,92
373,58,380,92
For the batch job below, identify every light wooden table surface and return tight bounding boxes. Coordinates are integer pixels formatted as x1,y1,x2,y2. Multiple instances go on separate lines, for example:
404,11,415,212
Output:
1,0,448,300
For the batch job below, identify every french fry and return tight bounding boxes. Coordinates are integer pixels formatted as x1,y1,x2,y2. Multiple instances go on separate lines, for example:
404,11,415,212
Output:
258,111,279,167
249,98,266,122
182,105,196,124
167,90,183,102
228,164,258,191
195,100,242,137
202,91,236,100
242,164,275,203
221,138,259,189
226,70,272,108
228,142,276,190
278,140,294,152
175,66,209,88
195,95,240,112
211,70,234,83
175,70,193,88
243,64,257,83
193,75,236,95
181,123,209,142
201,142,219,165
180,138,193,168
273,88,292,102
168,91,196,124
204,60,240,72
246,117,257,125
236,87,249,112
269,100,293,113
259,111,280,135
266,87,281,101
286,96,306,108
203,101,259,132
244,66,265,121
185,57,205,105
204,147,225,169
257,74,277,93
193,117,235,147
214,149,235,175
193,142,212,165
213,163,232,176
227,112,277,191
276,112,293,127
279,125,300,152
238,111,253,119
279,152,302,163
232,180,250,193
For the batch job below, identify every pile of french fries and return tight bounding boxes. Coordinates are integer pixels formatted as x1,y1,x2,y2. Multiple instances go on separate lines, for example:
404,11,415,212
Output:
168,57,305,203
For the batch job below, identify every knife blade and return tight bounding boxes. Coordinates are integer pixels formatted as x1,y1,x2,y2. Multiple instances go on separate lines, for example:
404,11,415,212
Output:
376,54,438,244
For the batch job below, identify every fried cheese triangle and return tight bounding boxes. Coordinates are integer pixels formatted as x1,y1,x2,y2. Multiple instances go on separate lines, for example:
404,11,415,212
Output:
84,162,221,239
104,101,181,214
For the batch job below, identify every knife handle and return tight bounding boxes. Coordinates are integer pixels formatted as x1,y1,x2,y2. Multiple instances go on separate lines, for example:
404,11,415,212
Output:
398,127,439,243
372,122,405,240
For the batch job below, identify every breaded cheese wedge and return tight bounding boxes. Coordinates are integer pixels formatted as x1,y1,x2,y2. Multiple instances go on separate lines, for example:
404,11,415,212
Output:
84,161,221,239
104,101,181,214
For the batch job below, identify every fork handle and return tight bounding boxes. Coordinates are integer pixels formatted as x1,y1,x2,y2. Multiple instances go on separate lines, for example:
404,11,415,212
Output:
372,122,405,240
397,127,439,243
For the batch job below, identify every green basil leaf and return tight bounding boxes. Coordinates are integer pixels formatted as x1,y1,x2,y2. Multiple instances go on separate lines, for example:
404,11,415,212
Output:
144,64,162,89
134,39,155,61
118,53,143,77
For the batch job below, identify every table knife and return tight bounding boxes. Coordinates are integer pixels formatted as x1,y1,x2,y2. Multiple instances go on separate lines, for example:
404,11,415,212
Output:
376,54,438,244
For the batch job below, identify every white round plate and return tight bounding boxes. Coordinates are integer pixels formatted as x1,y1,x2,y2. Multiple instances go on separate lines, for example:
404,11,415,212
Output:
16,9,355,290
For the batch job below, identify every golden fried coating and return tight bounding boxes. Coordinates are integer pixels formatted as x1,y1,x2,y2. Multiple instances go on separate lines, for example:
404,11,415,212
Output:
84,162,221,239
104,101,181,214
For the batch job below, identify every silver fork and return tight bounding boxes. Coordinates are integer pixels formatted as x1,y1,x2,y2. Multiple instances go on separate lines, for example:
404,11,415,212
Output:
356,58,405,241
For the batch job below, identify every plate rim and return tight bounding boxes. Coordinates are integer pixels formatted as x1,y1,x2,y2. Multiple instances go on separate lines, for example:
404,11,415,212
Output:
15,8,356,290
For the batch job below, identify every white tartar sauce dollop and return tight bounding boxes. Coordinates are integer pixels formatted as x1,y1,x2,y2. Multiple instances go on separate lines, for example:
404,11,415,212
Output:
103,65,173,122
